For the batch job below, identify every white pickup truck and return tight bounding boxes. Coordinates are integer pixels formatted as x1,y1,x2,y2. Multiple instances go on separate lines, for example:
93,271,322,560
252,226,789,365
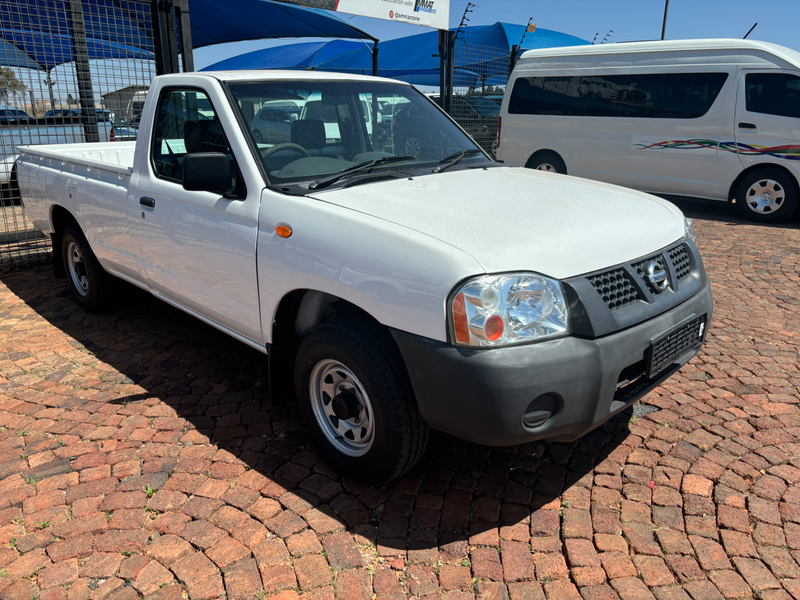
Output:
16,71,713,483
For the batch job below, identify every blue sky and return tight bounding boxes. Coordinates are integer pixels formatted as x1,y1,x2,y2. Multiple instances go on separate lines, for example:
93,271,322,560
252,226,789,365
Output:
195,0,800,69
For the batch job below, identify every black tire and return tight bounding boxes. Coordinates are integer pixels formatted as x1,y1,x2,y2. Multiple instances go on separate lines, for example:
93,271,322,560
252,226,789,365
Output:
735,168,798,223
252,129,263,143
61,225,117,312
294,318,428,484
526,152,567,174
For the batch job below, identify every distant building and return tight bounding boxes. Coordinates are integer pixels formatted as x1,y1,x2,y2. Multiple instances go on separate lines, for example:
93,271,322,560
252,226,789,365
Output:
102,85,148,121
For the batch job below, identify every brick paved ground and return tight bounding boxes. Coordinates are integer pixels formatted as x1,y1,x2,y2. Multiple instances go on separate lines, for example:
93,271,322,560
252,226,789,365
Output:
0,202,799,600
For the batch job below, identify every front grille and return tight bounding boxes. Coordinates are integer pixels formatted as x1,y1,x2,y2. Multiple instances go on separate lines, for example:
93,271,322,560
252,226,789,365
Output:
668,244,692,281
648,314,706,378
586,269,642,311
586,242,694,311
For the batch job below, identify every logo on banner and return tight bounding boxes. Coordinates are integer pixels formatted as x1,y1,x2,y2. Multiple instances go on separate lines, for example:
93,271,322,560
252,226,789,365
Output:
389,10,394,17
414,0,436,14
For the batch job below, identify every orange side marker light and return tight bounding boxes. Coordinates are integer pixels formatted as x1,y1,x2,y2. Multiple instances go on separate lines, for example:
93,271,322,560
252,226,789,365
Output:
276,225,292,238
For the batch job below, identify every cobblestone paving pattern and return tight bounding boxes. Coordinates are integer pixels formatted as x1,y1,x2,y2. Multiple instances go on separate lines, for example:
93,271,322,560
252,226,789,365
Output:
0,205,799,600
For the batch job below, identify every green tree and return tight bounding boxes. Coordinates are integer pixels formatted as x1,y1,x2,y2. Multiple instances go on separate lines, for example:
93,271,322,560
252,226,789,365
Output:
66,93,76,105
0,68,26,103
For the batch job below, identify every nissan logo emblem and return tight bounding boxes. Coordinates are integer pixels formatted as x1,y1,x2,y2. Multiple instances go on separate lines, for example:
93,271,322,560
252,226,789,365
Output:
646,261,668,292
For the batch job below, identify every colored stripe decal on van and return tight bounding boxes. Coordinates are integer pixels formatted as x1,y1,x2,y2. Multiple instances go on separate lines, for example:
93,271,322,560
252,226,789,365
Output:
634,139,800,161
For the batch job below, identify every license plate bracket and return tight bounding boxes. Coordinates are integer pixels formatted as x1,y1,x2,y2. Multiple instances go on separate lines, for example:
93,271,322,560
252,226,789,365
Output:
647,313,707,379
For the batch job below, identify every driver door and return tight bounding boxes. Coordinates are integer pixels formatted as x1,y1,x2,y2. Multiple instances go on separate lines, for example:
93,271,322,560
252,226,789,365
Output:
131,86,263,345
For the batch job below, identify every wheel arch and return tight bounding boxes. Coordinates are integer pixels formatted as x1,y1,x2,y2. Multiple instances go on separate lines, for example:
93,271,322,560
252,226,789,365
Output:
728,162,800,203
268,288,410,404
49,204,79,278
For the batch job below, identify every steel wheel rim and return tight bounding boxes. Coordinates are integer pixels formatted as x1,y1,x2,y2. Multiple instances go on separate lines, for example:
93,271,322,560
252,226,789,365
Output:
746,178,785,214
536,162,556,172
66,241,89,297
309,359,375,457
404,137,421,157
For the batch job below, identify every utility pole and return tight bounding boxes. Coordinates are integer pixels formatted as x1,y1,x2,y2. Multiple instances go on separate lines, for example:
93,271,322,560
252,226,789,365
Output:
661,0,670,40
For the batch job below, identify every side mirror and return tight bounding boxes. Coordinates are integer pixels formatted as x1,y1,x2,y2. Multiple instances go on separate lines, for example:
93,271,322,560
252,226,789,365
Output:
182,153,231,194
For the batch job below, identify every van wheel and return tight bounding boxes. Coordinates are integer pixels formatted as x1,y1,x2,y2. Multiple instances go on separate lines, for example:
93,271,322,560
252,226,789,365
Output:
252,129,263,143
62,225,117,312
527,152,567,174
294,318,429,484
735,168,798,222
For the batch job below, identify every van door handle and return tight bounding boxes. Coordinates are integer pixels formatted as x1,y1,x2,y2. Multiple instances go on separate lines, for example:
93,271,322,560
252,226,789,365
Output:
738,122,757,129
139,196,155,208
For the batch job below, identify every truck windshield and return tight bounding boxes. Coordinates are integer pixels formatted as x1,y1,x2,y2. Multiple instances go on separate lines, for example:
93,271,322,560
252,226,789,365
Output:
227,80,489,186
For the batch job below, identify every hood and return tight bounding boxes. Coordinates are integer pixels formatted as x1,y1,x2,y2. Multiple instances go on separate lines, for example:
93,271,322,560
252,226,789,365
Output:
311,167,685,280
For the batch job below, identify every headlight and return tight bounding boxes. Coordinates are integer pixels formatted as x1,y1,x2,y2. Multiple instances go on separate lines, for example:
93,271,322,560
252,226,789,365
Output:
684,217,696,243
450,273,569,347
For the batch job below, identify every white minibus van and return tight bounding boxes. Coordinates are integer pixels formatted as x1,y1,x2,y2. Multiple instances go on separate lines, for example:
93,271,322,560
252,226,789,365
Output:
496,39,800,222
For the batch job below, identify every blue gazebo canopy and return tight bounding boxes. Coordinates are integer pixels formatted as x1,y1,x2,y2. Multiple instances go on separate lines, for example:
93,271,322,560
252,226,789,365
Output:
0,0,374,71
202,22,589,87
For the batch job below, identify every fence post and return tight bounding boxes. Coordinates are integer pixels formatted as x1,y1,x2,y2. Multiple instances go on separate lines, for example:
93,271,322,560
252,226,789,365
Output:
152,0,180,75
67,0,100,143
446,30,455,114
438,30,446,103
175,0,194,71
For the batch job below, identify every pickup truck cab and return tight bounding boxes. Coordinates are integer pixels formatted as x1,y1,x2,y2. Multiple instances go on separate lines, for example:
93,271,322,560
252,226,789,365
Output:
16,71,713,483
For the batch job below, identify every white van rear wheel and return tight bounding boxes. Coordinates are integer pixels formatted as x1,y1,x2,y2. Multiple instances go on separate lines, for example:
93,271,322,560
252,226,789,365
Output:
527,152,567,175
735,168,798,223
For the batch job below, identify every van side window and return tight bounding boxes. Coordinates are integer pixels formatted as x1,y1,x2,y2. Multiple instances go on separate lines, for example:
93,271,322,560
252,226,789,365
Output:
746,73,800,119
685,73,728,118
583,75,627,117
509,72,727,119
618,74,662,118
152,89,243,196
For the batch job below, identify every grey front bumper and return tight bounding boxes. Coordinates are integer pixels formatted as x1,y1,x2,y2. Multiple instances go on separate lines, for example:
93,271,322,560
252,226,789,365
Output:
391,282,713,446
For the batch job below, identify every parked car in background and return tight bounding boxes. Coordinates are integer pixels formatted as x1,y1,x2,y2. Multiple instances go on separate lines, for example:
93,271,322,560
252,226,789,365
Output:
393,94,499,157
96,109,116,122
44,109,81,118
497,39,800,222
0,107,34,122
251,107,294,143
16,70,711,483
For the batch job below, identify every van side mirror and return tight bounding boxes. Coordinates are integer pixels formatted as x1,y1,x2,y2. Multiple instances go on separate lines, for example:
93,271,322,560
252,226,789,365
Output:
182,153,231,194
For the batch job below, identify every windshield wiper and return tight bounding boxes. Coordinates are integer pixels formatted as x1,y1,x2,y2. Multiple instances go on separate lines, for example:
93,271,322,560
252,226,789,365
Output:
309,155,415,190
433,149,484,173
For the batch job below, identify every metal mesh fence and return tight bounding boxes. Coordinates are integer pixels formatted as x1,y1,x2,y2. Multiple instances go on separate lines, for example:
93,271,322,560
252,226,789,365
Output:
0,0,158,272
449,39,508,157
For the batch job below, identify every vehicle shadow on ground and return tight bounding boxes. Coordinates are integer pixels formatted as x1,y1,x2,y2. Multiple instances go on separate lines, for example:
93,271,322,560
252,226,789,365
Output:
659,195,800,230
1,267,636,552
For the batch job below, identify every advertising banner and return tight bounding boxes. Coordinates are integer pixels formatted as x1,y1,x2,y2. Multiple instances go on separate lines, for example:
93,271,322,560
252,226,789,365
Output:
272,0,450,30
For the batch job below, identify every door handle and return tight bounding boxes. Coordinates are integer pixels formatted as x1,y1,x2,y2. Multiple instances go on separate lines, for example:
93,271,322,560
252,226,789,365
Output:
738,122,757,129
139,196,155,208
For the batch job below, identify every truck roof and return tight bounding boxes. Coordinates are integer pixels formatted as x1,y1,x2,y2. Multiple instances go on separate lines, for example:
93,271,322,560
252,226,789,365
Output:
518,38,800,68
184,70,410,85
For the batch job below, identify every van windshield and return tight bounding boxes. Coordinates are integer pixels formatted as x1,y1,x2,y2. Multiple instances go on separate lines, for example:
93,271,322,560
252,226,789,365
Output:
227,80,489,187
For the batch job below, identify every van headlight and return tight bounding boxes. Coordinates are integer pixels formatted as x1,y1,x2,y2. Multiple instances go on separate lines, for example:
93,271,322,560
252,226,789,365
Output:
684,217,696,243
449,273,569,347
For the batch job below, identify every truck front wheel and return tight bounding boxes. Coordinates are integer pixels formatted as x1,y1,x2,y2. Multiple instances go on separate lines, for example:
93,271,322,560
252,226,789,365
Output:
294,318,429,484
62,225,117,312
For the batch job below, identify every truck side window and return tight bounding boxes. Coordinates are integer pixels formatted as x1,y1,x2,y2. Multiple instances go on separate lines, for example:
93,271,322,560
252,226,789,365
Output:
746,73,800,119
152,89,243,196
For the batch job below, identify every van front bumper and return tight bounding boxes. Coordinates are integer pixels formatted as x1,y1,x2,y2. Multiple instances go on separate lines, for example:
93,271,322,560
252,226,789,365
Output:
391,281,713,446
